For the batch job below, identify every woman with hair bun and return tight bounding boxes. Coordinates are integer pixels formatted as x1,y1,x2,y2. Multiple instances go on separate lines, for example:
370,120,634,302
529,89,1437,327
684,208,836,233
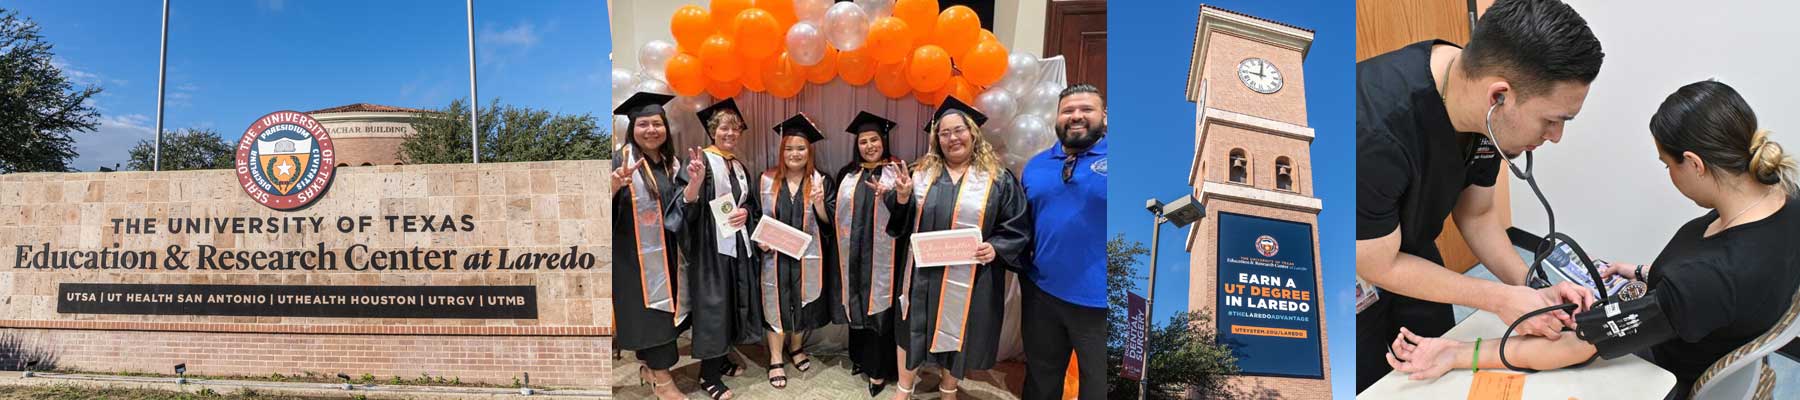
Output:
1384,80,1800,400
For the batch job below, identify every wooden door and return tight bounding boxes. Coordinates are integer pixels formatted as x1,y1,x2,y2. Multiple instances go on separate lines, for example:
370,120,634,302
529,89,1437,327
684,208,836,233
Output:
1045,0,1106,94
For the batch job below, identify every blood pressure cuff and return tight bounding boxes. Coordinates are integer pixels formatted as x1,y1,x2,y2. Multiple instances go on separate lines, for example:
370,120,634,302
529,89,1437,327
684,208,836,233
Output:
1573,290,1678,359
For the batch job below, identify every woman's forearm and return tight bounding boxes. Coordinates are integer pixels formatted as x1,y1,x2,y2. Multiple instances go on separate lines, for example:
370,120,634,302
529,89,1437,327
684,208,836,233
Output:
1458,334,1599,372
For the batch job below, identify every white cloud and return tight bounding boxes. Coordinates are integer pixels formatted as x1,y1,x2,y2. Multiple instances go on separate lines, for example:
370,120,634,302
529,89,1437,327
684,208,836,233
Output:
476,20,556,69
257,0,286,12
70,114,156,172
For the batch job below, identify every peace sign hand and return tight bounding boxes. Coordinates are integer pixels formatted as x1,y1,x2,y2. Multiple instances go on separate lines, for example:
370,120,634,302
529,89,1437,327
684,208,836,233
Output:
892,160,915,204
682,147,706,202
611,159,644,190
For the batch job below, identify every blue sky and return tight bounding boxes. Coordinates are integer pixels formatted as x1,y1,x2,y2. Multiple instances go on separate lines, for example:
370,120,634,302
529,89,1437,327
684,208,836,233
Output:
1108,0,1354,397
7,0,611,171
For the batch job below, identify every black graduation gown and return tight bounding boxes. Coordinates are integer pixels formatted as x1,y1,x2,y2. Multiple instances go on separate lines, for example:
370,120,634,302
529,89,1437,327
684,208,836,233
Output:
681,156,766,360
611,153,689,351
885,167,1033,379
762,171,837,333
831,164,907,332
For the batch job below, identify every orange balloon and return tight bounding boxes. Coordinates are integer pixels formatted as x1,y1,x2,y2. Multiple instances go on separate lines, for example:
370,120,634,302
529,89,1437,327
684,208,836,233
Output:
907,45,952,93
932,6,980,58
710,0,752,34
867,17,913,65
894,0,939,44
950,75,977,104
959,39,1008,87
734,8,783,61
979,29,998,44
914,77,957,105
706,78,742,99
759,0,798,27
698,34,742,82
672,5,714,52
806,45,839,84
741,58,767,92
764,52,806,99
838,48,879,86
874,57,911,99
665,53,707,97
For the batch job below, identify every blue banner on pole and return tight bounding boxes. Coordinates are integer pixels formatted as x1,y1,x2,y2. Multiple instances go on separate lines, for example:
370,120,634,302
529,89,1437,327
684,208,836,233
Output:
1215,212,1323,379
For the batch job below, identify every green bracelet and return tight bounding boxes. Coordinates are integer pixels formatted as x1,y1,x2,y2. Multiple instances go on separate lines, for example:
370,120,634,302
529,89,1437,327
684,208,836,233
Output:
1473,338,1482,373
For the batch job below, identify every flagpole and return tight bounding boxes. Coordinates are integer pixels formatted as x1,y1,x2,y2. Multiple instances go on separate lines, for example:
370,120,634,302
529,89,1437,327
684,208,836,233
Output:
466,0,480,163
153,0,169,171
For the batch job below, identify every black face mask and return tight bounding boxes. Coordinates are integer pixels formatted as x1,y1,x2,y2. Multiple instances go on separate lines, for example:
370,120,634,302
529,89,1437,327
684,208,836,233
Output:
1057,120,1105,151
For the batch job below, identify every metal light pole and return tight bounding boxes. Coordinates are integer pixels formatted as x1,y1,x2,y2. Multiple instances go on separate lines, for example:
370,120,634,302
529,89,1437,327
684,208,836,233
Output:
1139,194,1202,400
466,0,480,163
153,0,169,171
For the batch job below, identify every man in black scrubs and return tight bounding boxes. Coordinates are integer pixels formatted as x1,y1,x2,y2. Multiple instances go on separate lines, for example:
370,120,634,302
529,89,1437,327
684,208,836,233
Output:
1355,0,1604,392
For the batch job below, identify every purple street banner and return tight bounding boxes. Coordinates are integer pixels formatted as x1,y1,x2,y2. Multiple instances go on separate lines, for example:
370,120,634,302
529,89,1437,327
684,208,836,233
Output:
1122,292,1148,381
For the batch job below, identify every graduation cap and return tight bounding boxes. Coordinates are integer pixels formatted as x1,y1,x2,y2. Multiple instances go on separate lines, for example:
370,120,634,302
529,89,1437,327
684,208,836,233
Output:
695,98,742,127
926,96,988,132
773,113,825,143
612,92,674,119
846,111,898,137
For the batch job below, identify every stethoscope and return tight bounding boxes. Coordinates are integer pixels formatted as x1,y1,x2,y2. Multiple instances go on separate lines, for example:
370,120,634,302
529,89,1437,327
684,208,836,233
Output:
1390,95,1619,372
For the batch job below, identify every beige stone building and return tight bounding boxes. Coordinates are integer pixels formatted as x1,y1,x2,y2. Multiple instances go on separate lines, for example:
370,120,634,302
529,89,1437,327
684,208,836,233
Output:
305,103,430,167
1184,5,1330,398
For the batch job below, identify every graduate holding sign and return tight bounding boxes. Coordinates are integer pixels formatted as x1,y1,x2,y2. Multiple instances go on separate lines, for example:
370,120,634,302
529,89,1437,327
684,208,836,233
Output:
680,98,763,400
880,97,1033,399
752,113,838,390
609,92,688,400
831,111,906,396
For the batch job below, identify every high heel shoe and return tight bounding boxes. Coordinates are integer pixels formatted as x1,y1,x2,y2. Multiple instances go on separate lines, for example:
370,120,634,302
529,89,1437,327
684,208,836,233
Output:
867,379,888,397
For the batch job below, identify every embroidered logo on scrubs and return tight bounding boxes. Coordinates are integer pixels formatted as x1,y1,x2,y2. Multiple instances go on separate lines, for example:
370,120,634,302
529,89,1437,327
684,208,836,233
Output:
1255,235,1279,257
1471,136,1499,161
1091,158,1108,176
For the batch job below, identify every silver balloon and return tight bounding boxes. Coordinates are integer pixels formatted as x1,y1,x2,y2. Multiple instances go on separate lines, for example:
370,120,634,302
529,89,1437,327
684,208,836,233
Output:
823,2,870,51
612,68,639,100
635,78,673,96
786,22,827,66
638,40,677,79
795,0,832,25
672,94,712,114
1009,114,1055,157
976,88,1018,128
854,0,894,20
1027,81,1065,116
1000,52,1042,89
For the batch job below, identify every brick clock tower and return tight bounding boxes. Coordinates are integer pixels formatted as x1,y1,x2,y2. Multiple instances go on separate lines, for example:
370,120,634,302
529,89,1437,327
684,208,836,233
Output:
1184,5,1329,398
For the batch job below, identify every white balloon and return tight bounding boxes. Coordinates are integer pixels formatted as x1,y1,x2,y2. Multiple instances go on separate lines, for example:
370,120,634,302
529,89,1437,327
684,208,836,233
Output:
638,40,677,79
1027,81,1065,116
612,68,639,99
795,0,832,25
824,2,870,51
976,89,1018,127
1010,114,1055,156
635,78,673,96
1003,52,1043,87
673,94,712,114
855,0,894,20
786,22,827,66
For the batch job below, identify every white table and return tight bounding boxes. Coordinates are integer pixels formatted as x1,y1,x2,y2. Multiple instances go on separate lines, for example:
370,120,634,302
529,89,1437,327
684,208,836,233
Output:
1359,311,1677,399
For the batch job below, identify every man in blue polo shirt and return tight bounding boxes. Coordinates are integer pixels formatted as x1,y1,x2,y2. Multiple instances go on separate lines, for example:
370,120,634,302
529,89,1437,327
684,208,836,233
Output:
1019,83,1107,400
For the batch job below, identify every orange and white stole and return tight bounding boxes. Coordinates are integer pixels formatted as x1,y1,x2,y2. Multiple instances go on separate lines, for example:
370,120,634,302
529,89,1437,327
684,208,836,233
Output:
758,170,825,333
621,145,687,325
835,165,898,320
901,167,994,353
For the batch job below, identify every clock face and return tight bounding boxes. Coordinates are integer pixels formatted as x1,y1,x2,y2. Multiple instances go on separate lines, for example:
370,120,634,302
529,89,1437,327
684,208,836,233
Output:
1237,58,1283,94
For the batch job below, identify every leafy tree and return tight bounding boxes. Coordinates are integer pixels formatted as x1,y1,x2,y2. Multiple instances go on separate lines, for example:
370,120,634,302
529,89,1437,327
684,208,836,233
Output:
126,128,232,171
401,98,612,164
1107,234,1243,399
0,8,101,173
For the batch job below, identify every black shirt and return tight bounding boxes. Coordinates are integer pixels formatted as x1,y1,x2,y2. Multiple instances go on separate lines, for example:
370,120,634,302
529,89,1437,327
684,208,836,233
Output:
1647,194,1800,394
1356,39,1502,264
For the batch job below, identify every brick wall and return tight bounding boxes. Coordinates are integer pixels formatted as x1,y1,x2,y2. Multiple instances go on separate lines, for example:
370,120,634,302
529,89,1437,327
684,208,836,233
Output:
0,160,615,389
